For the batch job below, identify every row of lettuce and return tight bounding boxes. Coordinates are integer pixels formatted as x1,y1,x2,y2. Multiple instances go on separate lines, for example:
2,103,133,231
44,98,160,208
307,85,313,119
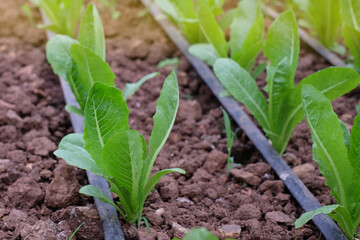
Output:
156,0,360,238
32,0,360,238
158,0,360,70
275,0,360,70
43,2,185,229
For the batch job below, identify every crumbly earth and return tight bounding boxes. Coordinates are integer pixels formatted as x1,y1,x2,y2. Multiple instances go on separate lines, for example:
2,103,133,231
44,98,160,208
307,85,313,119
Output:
0,0,358,239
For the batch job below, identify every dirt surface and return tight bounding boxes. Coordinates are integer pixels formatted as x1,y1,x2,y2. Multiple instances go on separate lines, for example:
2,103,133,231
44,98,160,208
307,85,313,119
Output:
0,0,359,240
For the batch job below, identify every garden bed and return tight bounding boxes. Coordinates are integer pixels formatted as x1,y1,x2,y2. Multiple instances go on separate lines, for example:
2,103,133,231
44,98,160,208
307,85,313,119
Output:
0,0,359,239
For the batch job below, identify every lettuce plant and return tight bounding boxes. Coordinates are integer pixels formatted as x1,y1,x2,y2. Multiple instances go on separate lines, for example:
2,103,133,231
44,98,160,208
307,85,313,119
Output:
46,4,158,116
214,10,360,154
29,0,84,37
155,0,225,44
55,71,184,224
307,0,342,50
340,0,360,71
295,84,360,240
189,0,264,75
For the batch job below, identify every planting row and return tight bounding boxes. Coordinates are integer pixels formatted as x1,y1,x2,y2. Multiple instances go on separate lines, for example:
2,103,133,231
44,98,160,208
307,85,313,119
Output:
7,0,360,239
152,0,360,238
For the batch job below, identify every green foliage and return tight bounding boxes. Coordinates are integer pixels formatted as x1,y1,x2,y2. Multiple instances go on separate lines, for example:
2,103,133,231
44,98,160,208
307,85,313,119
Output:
196,0,228,58
296,84,360,239
221,108,239,174
307,0,342,49
55,72,185,224
189,0,264,74
78,4,106,61
157,58,180,69
69,222,84,240
172,228,235,240
340,0,360,70
46,4,156,115
213,10,360,155
29,0,84,37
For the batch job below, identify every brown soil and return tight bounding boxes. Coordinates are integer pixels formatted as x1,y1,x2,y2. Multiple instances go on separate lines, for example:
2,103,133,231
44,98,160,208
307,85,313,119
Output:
0,0,358,240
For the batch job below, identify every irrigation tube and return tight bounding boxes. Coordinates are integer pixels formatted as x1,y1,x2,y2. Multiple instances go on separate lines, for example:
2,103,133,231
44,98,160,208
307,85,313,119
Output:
140,0,347,239
262,6,347,68
41,15,125,240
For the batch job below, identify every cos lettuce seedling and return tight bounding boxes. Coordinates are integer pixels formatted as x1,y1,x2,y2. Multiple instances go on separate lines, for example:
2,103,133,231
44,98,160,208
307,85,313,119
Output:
306,0,342,50
46,4,158,116
29,0,84,37
55,71,184,224
295,84,360,240
190,0,264,75
214,10,360,154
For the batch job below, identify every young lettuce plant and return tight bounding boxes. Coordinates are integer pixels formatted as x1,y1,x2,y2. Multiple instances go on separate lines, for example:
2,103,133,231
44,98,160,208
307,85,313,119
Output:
46,4,158,116
340,0,360,71
214,10,360,155
306,0,342,51
295,84,360,239
189,0,265,77
29,0,84,37
54,71,185,224
154,0,225,44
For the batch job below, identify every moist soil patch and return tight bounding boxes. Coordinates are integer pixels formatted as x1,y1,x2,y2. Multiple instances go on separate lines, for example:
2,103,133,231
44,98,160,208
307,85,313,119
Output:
0,0,358,239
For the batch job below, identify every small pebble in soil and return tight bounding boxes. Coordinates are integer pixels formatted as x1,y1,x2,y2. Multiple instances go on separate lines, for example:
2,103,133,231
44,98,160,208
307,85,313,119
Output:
218,224,241,239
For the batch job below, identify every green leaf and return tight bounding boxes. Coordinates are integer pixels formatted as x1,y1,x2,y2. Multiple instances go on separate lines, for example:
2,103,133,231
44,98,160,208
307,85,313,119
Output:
268,58,292,130
155,0,179,21
79,185,124,215
302,84,353,210
65,104,83,116
233,41,263,72
251,61,267,79
83,83,129,168
54,133,105,177
182,228,219,240
123,72,160,100
295,204,340,228
188,43,219,66
340,0,360,31
218,9,237,31
276,67,360,154
197,0,228,58
342,25,360,70
79,4,105,60
157,58,179,68
350,114,360,173
101,130,146,194
142,70,179,182
46,35,78,81
307,0,341,48
229,0,263,65
214,58,270,131
339,120,351,151
264,9,299,82
142,168,185,204
169,0,201,44
68,44,115,110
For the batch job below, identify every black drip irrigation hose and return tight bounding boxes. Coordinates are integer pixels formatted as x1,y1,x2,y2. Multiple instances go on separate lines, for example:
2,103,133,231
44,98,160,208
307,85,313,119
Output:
262,6,347,68
140,0,348,239
41,14,125,240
